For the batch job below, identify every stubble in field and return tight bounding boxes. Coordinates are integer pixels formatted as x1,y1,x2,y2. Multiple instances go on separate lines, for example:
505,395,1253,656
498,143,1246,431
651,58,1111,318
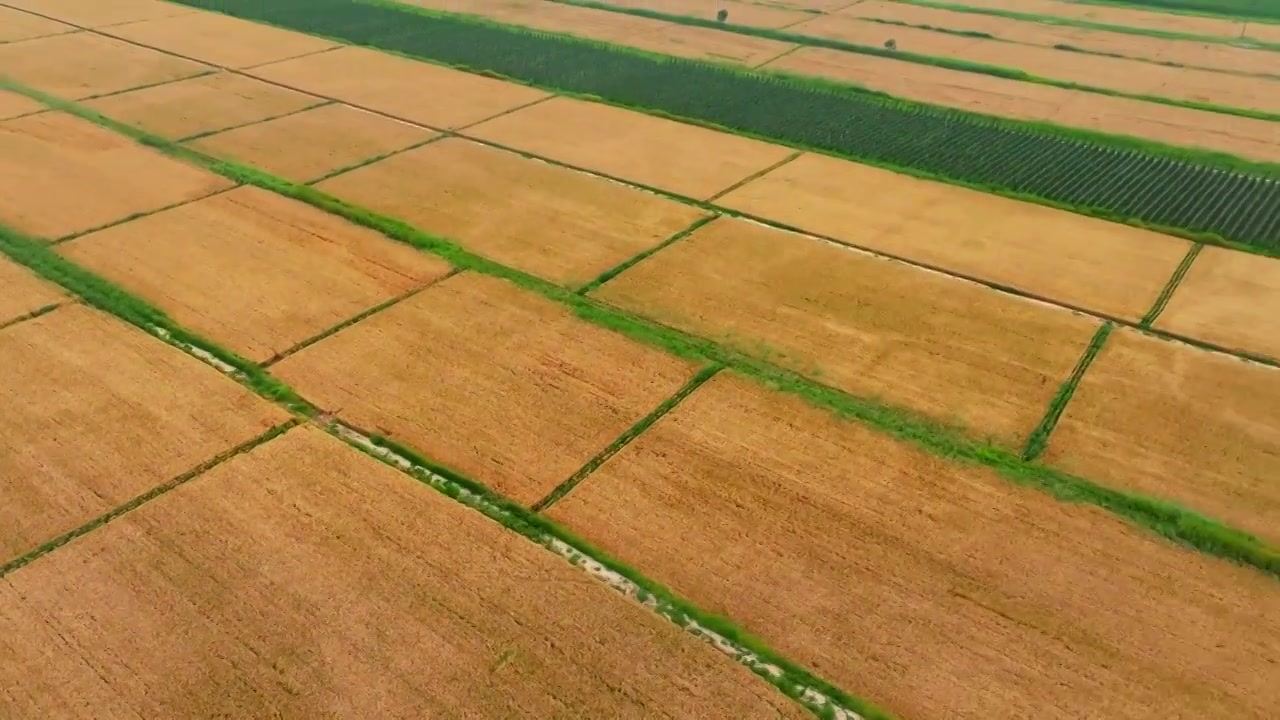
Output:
593,216,1098,445
717,152,1190,321
467,97,795,199
0,0,193,28
103,11,339,69
0,426,808,719
1155,247,1280,361
0,32,210,100
271,273,698,504
0,7,74,43
0,304,288,563
0,112,232,238
316,138,709,286
0,90,44,121
548,372,1280,720
83,72,323,140
0,256,64,326
1044,328,1280,544
187,103,437,183
247,46,550,129
59,186,453,363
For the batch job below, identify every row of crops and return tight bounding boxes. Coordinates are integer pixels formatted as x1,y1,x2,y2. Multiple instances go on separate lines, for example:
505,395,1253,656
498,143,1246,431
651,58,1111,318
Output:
174,0,1280,250
1095,0,1280,21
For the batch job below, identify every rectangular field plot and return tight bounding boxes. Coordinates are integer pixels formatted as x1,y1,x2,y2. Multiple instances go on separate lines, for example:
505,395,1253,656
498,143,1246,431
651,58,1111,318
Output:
0,256,64,326
1043,328,1280,545
84,72,324,140
0,0,193,27
1155,247,1280,362
0,7,74,43
247,46,549,129
102,10,339,69
0,112,232,239
0,32,210,100
717,153,1190,321
593,216,1099,445
0,90,44,121
187,103,437,183
272,273,699,505
59,186,452,363
465,96,795,200
547,372,1280,720
0,426,805,719
316,138,709,286
0,304,288,564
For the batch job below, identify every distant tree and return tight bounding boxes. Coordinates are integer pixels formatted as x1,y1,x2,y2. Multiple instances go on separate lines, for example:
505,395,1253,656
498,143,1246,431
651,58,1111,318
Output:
716,9,728,23
884,38,897,50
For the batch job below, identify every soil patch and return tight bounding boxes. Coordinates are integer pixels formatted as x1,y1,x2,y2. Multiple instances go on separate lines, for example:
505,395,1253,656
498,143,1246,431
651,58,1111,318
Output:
0,426,807,719
0,256,64,326
0,6,74,42
466,96,794,199
1156,247,1280,361
60,186,452,362
0,111,232,238
102,10,339,69
271,273,698,505
548,371,1280,719
0,0,194,28
0,31,210,100
316,137,708,286
1044,327,1280,544
246,45,550,129
0,304,287,563
717,152,1189,321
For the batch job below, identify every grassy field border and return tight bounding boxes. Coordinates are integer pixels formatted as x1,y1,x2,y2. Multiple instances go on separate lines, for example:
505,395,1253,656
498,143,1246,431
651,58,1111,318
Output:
551,0,1280,121
1075,0,1280,24
7,77,1276,581
1140,243,1204,327
1021,321,1115,461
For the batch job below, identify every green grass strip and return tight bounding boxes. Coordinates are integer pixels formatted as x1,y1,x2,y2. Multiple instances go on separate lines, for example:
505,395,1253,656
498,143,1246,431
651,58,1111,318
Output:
532,364,724,512
1140,244,1204,327
0,419,300,578
554,0,1280,121
1022,322,1115,462
11,77,1277,580
575,214,718,294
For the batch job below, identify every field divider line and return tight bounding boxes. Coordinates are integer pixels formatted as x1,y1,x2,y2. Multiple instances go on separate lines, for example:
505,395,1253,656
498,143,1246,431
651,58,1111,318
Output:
74,68,220,102
0,419,300,579
0,27,80,45
0,301,67,333
752,43,805,68
232,43,348,70
51,184,243,245
1139,243,1203,328
175,98,337,143
705,150,803,202
575,213,719,295
452,93,558,132
1021,321,1115,462
532,364,724,512
303,132,452,185
261,267,464,367
11,78,1278,579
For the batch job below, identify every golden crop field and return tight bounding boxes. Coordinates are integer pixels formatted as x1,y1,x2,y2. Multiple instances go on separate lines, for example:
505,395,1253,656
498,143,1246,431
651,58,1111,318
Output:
2,0,1278,718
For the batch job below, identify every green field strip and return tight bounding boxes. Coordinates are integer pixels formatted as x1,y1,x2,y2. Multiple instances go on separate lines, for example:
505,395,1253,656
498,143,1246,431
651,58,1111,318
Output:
0,301,68,333
51,183,242,245
159,0,1280,254
552,0,1280,120
0,419,300,579
1139,243,1204,327
532,364,724,512
174,98,337,142
575,214,719,295
10,78,1277,580
1021,321,1116,462
261,267,463,367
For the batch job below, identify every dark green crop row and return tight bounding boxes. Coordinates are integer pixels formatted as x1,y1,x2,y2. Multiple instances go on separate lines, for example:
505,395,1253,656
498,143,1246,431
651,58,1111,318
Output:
170,0,1280,251
1081,0,1280,22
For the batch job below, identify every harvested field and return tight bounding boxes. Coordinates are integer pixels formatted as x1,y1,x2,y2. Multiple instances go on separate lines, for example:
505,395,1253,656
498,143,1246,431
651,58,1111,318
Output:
0,0,193,28
716,152,1189,321
1156,247,1280,361
598,0,813,28
842,0,1280,77
0,6,74,43
466,96,795,199
59,186,453,362
316,138,709,286
763,47,1280,162
0,256,64,326
83,72,323,140
789,13,1280,115
0,31,210,100
1043,328,1280,544
186,103,437,183
946,0,1280,44
271,273,698,505
0,111,232,239
593,216,1099,445
0,303,287,564
0,426,808,719
102,10,339,69
0,90,44,120
247,45,549,129
547,372,1280,720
